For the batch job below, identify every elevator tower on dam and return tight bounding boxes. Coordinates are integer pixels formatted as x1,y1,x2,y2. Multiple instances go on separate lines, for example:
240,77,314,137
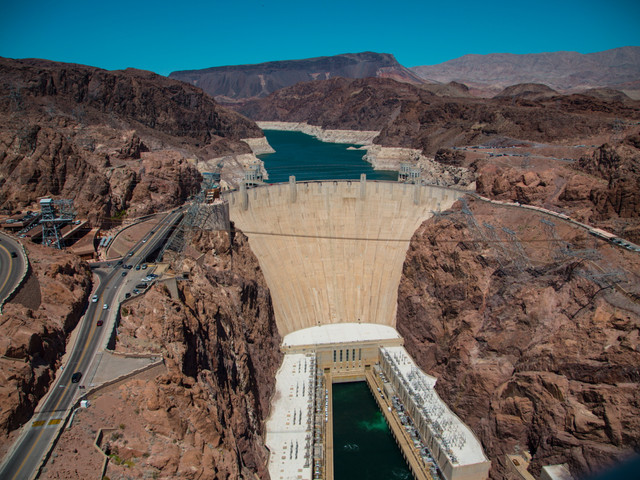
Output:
225,177,490,480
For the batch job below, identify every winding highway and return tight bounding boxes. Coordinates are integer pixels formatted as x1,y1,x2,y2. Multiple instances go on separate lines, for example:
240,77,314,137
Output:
0,208,183,480
0,233,27,309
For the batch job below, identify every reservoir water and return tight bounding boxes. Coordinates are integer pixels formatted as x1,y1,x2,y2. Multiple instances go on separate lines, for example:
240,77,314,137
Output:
333,382,413,480
259,130,398,183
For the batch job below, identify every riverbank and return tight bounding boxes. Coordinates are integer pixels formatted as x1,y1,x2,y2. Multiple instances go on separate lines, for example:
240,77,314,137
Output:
195,136,272,189
257,121,379,145
256,122,475,188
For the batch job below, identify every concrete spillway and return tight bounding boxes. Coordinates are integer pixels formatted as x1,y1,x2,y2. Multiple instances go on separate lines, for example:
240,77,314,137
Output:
227,178,465,336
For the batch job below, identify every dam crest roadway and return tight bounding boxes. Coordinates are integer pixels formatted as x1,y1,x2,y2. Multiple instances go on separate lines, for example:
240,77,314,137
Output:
226,177,490,480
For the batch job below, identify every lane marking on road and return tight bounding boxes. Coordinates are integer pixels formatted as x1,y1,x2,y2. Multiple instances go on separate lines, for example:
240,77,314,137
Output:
30,418,63,429
8,213,178,478
0,243,15,296
11,297,100,478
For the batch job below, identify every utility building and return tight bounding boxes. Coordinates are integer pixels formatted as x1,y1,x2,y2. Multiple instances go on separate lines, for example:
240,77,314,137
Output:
399,163,421,184
244,164,264,187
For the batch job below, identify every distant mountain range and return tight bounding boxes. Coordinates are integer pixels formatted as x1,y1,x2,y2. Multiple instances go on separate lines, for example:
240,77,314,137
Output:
169,47,640,102
410,46,640,97
169,52,423,103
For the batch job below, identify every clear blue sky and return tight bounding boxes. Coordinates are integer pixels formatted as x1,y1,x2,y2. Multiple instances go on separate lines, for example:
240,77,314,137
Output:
1,0,639,76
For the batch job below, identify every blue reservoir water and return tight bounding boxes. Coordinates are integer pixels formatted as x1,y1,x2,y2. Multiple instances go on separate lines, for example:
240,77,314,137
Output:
258,130,398,183
333,382,413,480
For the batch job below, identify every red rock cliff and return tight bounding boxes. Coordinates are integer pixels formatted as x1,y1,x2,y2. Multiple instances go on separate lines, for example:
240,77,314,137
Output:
0,57,263,221
396,200,640,479
0,242,93,454
112,229,282,479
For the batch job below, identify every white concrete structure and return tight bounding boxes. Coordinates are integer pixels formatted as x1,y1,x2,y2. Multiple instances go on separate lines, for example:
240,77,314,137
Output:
227,178,465,336
541,464,575,480
283,323,401,348
266,354,317,480
226,179,488,479
380,346,490,480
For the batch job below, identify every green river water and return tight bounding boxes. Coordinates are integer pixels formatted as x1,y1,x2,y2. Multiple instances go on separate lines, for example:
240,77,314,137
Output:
258,130,398,183
333,382,413,480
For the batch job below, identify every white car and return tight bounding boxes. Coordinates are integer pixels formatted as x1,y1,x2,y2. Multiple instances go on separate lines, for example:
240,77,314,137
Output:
103,303,108,310
92,294,98,303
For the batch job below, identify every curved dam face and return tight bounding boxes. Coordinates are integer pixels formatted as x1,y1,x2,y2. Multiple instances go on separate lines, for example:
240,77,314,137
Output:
227,178,465,336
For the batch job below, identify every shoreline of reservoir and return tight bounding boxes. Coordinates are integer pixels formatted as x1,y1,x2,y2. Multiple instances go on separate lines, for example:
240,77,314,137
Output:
256,123,475,188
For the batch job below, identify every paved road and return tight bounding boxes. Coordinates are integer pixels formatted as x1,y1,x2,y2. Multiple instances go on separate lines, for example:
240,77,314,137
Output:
0,233,27,308
0,209,183,480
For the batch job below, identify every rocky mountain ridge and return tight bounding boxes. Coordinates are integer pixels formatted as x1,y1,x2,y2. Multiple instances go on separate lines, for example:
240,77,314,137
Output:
239,76,639,154
410,46,640,98
169,52,424,103
0,57,265,221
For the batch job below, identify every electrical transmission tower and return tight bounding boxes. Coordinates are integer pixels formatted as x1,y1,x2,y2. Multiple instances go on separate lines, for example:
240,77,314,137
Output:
39,198,75,249
459,198,487,249
540,218,601,261
482,222,509,268
501,227,531,270
540,218,567,260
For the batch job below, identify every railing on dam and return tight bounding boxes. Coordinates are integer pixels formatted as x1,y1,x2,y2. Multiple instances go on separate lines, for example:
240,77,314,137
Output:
222,175,474,213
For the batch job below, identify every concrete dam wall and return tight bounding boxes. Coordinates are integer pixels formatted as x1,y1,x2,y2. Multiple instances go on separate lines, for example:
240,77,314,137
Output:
227,178,466,336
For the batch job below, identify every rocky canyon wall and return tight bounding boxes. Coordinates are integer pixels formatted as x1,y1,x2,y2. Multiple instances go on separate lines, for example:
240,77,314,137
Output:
0,242,93,456
474,132,640,243
396,199,640,479
110,229,282,479
0,57,265,220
